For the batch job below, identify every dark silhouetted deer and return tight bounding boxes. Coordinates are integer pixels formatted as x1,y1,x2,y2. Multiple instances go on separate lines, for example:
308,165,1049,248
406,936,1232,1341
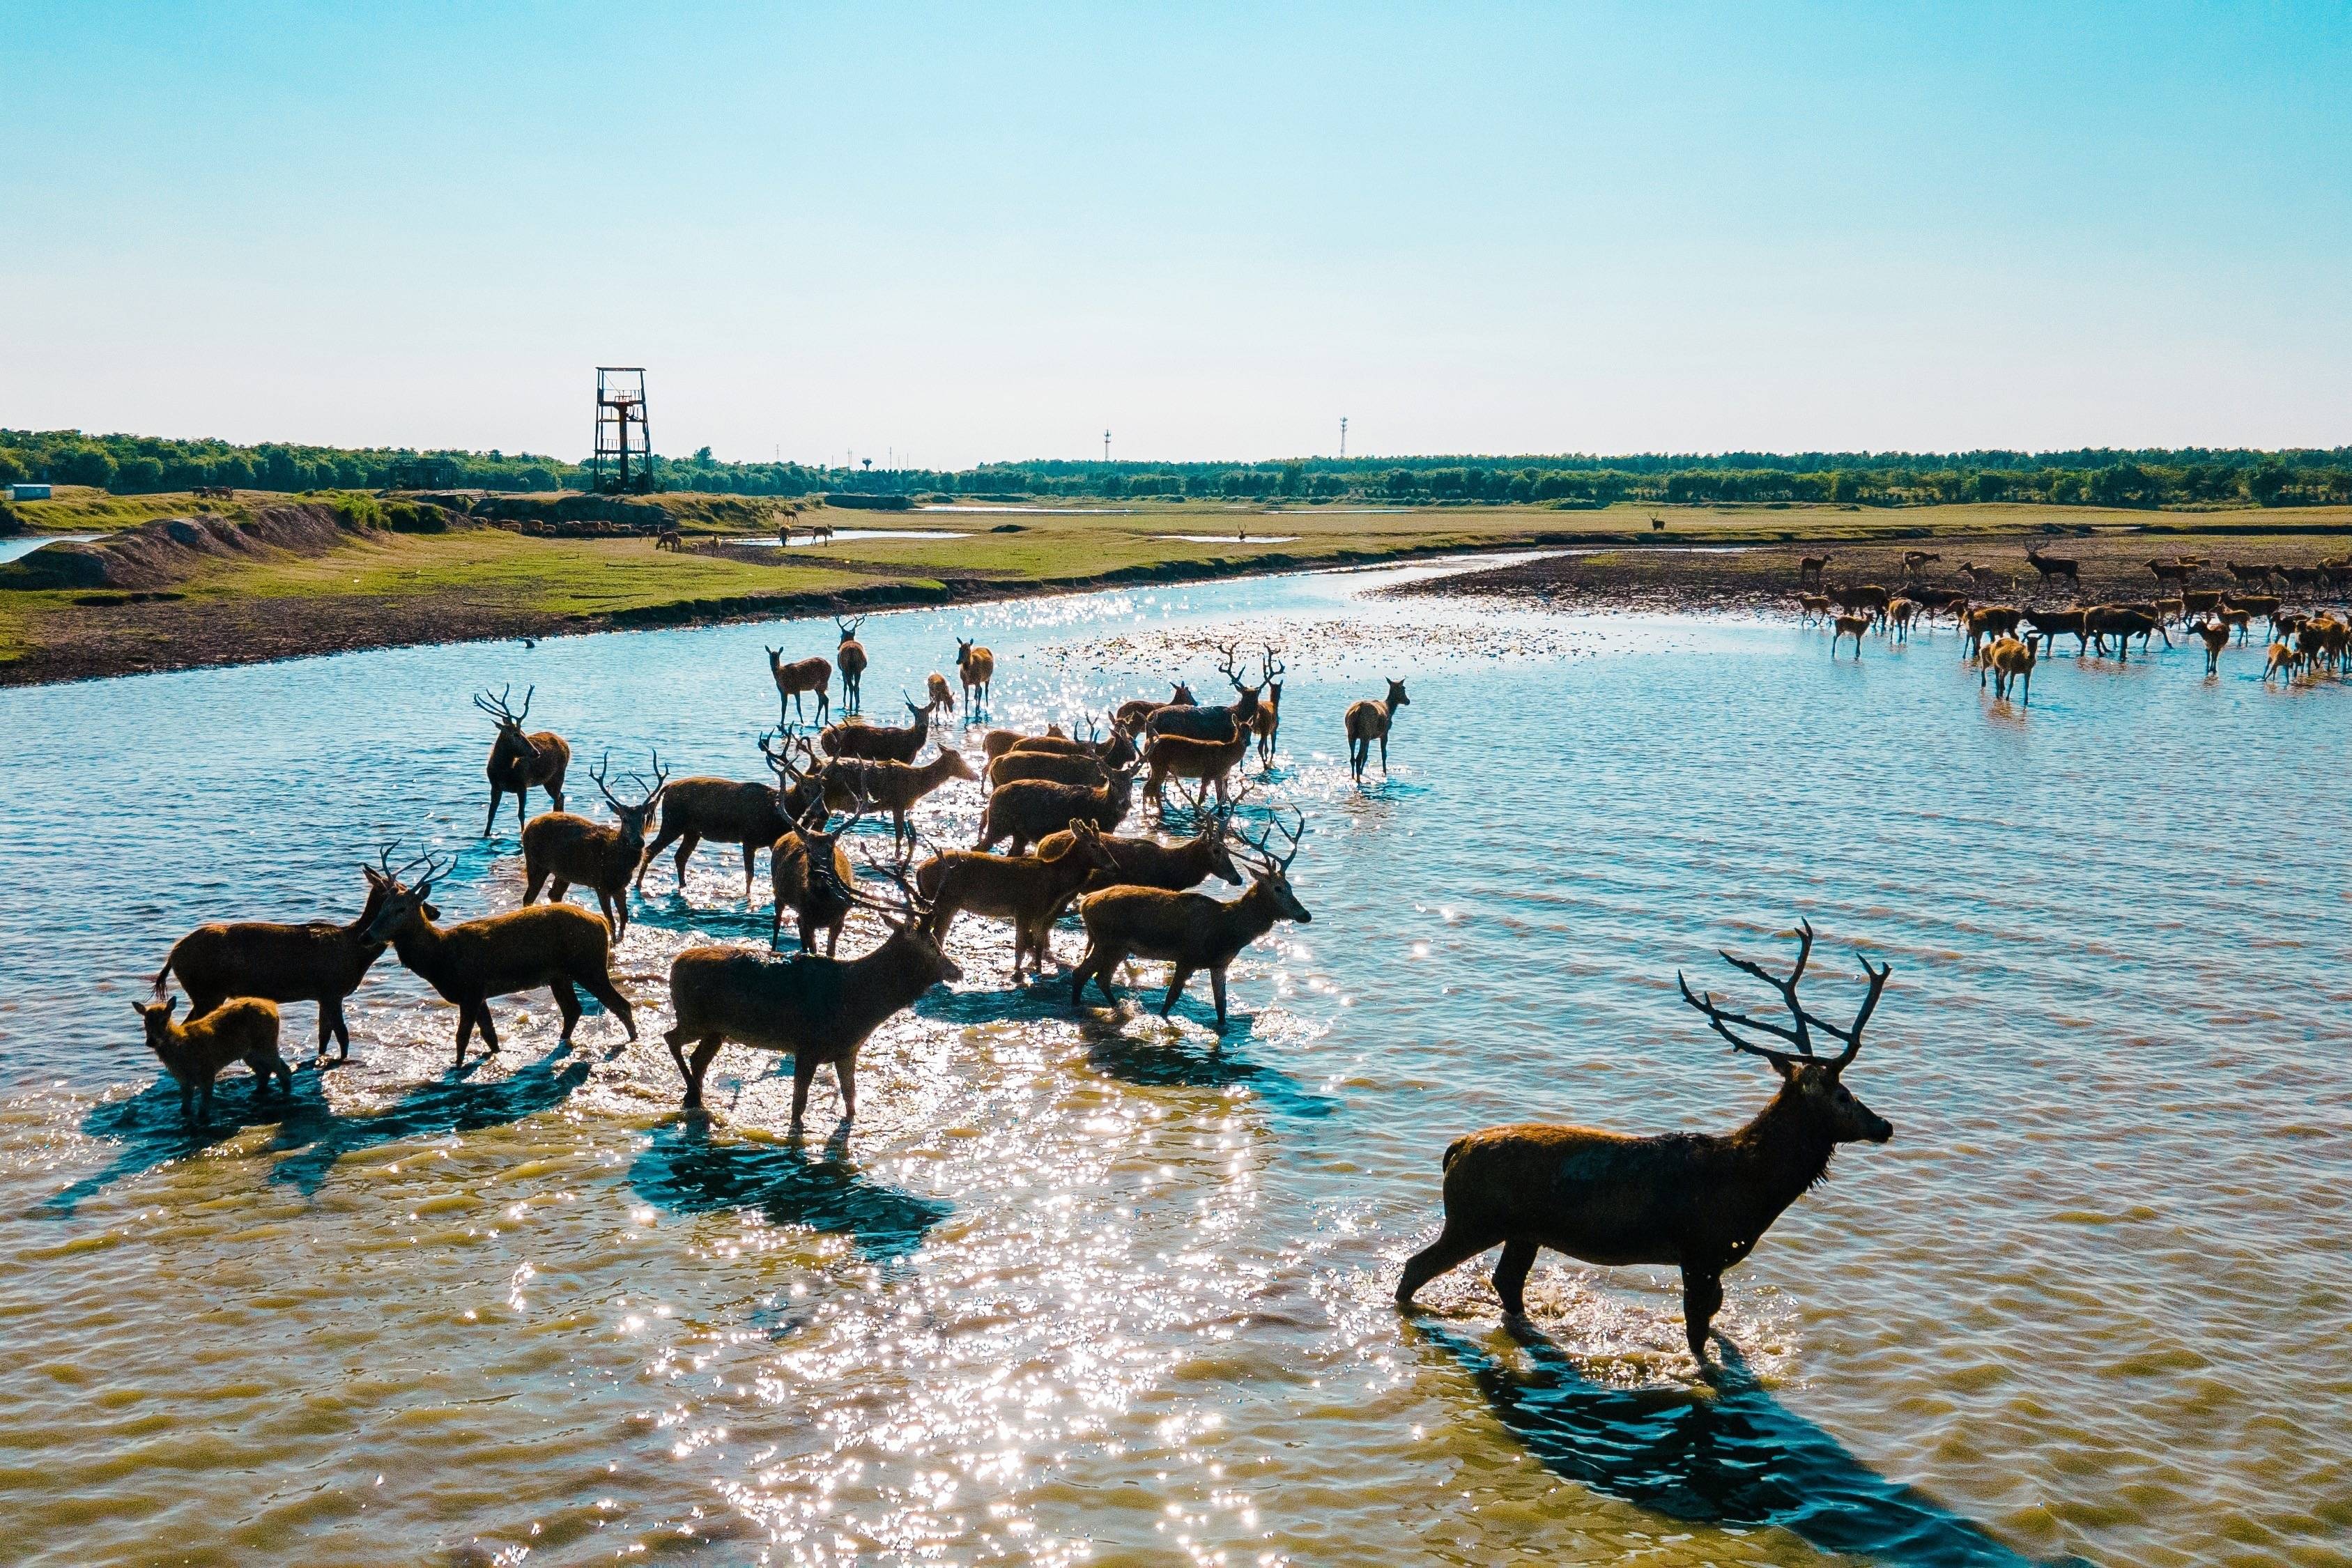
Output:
1345,678,1409,781
835,616,868,713
1250,645,1285,763
2025,546,2080,587
1396,919,1892,1376
132,996,292,1125
768,645,833,725
153,860,394,1063
820,693,935,763
477,685,569,837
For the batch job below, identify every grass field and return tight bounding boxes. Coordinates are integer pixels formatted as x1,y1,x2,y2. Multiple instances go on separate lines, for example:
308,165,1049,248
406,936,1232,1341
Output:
3,487,2346,684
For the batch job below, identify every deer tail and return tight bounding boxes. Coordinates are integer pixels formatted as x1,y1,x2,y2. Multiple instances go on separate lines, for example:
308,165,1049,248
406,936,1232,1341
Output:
151,950,175,997
1441,1135,1470,1172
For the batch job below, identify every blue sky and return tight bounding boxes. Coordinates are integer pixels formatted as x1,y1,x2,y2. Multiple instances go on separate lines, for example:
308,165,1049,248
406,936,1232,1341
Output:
3,2,2346,465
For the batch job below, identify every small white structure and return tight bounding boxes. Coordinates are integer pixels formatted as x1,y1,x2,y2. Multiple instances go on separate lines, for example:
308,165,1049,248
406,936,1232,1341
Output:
7,483,52,501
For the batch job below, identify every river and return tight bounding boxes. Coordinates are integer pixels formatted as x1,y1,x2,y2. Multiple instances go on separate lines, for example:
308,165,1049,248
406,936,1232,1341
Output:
1,559,2344,1566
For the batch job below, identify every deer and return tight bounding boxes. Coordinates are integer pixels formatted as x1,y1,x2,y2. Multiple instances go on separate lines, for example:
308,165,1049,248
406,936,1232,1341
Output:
1395,920,1892,1375
1114,682,1197,732
1827,583,1889,621
2181,588,2226,617
2215,604,2256,645
955,638,994,714
654,528,684,551
2084,605,2169,661
1148,643,1263,744
2282,564,2329,594
916,819,1121,979
151,861,395,1063
767,645,833,725
364,851,639,1067
1035,812,1247,908
2188,617,2231,674
817,746,980,852
1885,597,1918,643
2262,639,2303,682
1829,613,1870,659
1905,585,1969,613
1069,809,1308,1029
2227,561,2282,590
1345,678,1410,781
980,765,1138,856
1960,604,2024,656
1978,634,2036,703
1899,550,1939,578
925,670,957,714
2153,595,2186,627
989,748,1107,790
664,856,962,1123
2146,559,2192,588
820,693,937,764
1955,562,2008,595
981,723,1067,763
2018,607,2090,656
833,616,868,713
476,685,569,838
1249,645,1286,764
132,996,293,1125
1796,594,1830,626
770,806,856,955
1144,728,1248,812
1797,554,1831,586
2025,546,2080,587
521,751,667,941
637,732,824,898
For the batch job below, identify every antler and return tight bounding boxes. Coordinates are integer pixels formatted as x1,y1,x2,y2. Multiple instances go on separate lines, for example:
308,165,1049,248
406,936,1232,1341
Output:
758,728,810,785
1675,918,1890,1070
591,750,622,809
472,683,529,725
1215,641,1248,691
1261,643,1285,681
1237,806,1305,873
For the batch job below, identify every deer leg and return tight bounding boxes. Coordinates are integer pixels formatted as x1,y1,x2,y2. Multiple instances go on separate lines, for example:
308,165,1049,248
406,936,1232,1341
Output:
686,1037,722,1108
523,865,548,905
454,1004,477,1066
836,1051,856,1121
548,875,571,905
475,1004,501,1056
178,1077,196,1124
771,901,785,948
581,970,636,1041
1159,965,1193,1017
1681,1268,1724,1367
790,1054,818,1130
741,843,758,900
552,980,582,1042
484,788,503,838
1378,735,1390,774
197,1075,215,1126
638,827,679,892
1210,967,1230,1029
1491,1239,1539,1317
1395,1222,1502,1307
516,790,530,837
674,833,702,889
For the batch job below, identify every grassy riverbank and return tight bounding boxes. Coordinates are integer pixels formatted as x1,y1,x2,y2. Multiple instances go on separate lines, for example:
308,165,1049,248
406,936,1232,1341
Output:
3,488,2346,684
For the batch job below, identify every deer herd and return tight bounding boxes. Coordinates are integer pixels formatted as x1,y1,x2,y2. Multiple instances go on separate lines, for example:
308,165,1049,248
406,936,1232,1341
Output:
1798,547,2352,700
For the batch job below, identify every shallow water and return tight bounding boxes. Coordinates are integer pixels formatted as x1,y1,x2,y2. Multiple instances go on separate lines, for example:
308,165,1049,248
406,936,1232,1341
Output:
0,532,99,563
1,562,2346,1567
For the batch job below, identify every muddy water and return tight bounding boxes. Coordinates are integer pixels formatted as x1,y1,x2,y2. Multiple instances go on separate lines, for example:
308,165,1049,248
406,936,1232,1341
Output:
1,562,2345,1567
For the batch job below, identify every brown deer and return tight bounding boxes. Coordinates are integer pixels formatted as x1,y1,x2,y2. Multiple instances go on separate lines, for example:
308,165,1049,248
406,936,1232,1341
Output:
2146,558,2192,588
820,694,937,763
2188,618,2231,674
2262,639,2303,682
2018,607,2090,656
2025,546,2080,587
1344,678,1410,781
477,685,569,838
1905,585,1969,612
767,645,833,725
2181,588,2226,616
1149,643,1263,744
637,732,823,898
1070,810,1308,1029
1829,613,1870,659
2153,595,2186,626
1797,554,1831,585
920,670,953,715
2227,561,2282,589
521,751,668,940
654,528,684,551
1960,604,2024,656
916,819,1120,978
770,808,856,955
834,616,868,714
2215,605,2256,645
364,852,639,1066
1010,718,1136,769
982,723,1061,763
955,638,994,714
1035,814,1246,907
1978,635,2036,703
1114,682,1196,732
1144,728,1248,812
1827,583,1890,620
152,863,394,1063
1955,562,2007,594
980,765,1138,855
1885,597,1918,643
1899,550,1939,578
664,857,961,1122
819,747,980,852
1796,593,1831,626
1395,919,1892,1374
1249,645,1286,764
132,996,293,1125
989,748,1106,790
2085,605,2168,661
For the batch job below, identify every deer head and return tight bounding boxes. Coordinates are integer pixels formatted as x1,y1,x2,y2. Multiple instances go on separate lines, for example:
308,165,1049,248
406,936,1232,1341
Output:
759,730,829,824
474,684,538,760
1236,807,1311,923
360,849,452,945
836,615,864,643
1382,678,1410,710
1677,918,1892,1144
1259,644,1286,696
1168,680,1197,705
852,839,964,984
592,750,668,840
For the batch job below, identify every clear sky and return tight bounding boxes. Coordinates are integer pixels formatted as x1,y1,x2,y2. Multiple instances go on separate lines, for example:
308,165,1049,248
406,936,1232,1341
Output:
3,2,2346,466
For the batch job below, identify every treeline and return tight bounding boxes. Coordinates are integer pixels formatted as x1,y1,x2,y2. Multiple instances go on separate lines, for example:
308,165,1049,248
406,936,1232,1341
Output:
6,428,2350,509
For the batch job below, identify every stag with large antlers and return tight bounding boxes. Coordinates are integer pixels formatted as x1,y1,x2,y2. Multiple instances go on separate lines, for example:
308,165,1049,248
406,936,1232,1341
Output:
363,852,639,1067
817,746,980,853
151,857,397,1063
1250,645,1286,764
768,645,833,726
770,806,858,955
637,732,825,899
666,850,962,1122
476,685,570,838
834,616,869,714
1148,643,1263,744
522,751,668,939
1397,919,1893,1374
1069,808,1309,1029
978,763,1138,855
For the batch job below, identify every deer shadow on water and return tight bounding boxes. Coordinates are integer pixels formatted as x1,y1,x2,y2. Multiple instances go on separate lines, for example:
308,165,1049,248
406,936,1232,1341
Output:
629,1114,950,1262
39,1043,597,1215
1415,1319,2081,1567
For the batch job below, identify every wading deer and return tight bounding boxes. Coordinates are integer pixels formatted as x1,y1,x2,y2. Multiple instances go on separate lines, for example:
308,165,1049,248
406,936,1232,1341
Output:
1114,682,1196,732
2227,561,2282,590
522,751,667,940
664,859,961,1122
1149,644,1263,744
364,852,638,1067
956,638,994,714
1035,813,1246,904
770,808,856,955
477,685,569,838
989,748,1106,790
2262,639,2303,682
152,863,394,1063
2188,618,2231,674
979,766,1139,856
767,645,833,725
1070,810,1308,1029
916,819,1121,979
1144,729,1249,812
1885,597,1918,643
1829,613,1870,659
834,616,868,714
637,733,822,898
132,996,292,1125
820,694,936,764
1394,919,1893,1374
2215,606,2255,645
1978,635,2036,703
2025,546,2080,587
2018,608,2090,656
1828,583,1890,622
819,747,980,852
1961,605,2024,656
1796,594,1831,626
1905,585,1969,613
2181,588,2225,617
1250,645,1286,764
1344,678,1410,781
2085,606,2168,661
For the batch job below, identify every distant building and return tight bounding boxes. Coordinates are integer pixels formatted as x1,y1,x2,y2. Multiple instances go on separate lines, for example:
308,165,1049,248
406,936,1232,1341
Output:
7,483,52,500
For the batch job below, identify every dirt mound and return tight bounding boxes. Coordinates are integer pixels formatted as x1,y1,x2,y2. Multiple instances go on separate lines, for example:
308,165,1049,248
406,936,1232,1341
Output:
0,500,460,592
